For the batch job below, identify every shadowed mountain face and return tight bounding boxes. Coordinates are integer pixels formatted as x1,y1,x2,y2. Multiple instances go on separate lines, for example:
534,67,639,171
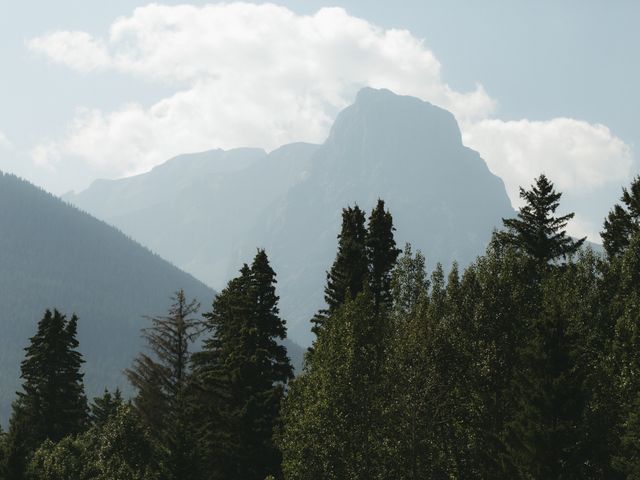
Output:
0,172,216,423
67,88,514,345
0,173,305,424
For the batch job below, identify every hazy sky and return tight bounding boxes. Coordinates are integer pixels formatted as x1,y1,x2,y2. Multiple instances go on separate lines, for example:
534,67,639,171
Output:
1,0,638,240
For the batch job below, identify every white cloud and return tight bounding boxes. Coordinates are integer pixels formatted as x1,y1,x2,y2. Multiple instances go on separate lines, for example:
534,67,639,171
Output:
27,2,633,213
462,118,633,206
28,31,110,73
27,3,494,177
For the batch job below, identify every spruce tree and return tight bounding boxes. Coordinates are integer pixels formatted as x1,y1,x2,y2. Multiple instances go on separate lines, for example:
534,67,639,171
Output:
125,289,202,480
191,250,293,480
90,388,124,427
312,206,368,336
366,199,401,311
601,175,640,258
497,174,585,263
5,309,88,479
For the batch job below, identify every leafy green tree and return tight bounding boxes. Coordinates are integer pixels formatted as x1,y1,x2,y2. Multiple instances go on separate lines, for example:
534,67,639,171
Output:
389,243,428,318
497,174,585,263
5,309,88,479
602,176,640,258
609,233,640,477
366,199,401,311
191,249,293,480
28,405,163,480
125,290,202,480
90,389,124,428
280,292,384,480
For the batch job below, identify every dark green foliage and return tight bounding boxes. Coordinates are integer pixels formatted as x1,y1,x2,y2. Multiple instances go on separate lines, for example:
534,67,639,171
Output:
5,309,88,479
366,199,401,310
0,172,214,422
125,290,202,480
312,206,368,335
312,201,400,338
90,389,124,427
191,250,293,480
497,174,585,263
8,183,640,479
602,176,640,258
608,233,640,477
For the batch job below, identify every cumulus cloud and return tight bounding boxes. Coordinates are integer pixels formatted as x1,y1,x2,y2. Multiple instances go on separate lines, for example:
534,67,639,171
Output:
463,118,633,206
27,2,633,219
27,3,495,177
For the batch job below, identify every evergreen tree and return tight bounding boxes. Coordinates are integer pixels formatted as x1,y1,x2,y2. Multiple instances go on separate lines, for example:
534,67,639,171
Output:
0,425,7,480
125,289,202,480
5,309,88,479
497,174,585,263
602,175,640,258
312,206,368,335
366,199,401,311
191,250,293,480
90,388,124,427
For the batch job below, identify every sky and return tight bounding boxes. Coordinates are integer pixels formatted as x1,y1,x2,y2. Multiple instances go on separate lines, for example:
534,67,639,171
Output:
1,0,638,241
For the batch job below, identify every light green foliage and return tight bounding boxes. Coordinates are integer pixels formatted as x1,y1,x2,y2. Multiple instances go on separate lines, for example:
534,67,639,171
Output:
27,405,163,480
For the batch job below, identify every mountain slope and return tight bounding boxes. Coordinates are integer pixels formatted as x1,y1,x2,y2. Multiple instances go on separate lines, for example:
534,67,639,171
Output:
67,88,514,345
0,172,216,424
66,144,319,287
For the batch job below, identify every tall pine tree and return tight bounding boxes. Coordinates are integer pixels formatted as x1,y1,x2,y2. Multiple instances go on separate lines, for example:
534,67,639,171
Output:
601,175,640,258
497,174,585,263
125,289,202,480
312,206,368,336
5,309,88,479
366,199,401,311
191,249,293,480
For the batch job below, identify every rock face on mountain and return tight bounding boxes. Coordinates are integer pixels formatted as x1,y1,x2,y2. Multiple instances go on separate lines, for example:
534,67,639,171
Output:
66,88,514,345
0,172,217,424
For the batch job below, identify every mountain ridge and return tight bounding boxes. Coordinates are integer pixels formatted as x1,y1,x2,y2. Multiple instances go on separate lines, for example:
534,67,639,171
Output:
66,87,515,344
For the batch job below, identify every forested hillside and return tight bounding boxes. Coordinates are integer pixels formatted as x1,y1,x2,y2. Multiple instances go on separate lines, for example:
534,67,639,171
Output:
4,175,640,479
0,172,215,424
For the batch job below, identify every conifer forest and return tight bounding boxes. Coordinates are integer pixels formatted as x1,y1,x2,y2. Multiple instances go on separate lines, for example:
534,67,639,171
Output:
2,174,640,479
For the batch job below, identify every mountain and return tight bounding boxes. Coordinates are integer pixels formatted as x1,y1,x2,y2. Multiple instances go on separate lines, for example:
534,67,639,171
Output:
0,172,303,424
66,144,319,288
66,88,515,345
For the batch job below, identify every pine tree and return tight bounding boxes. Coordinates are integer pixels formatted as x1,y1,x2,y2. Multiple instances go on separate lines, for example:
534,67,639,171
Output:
5,309,88,479
497,174,585,263
191,250,293,480
90,388,124,427
601,176,640,258
312,206,368,336
125,289,202,480
366,199,401,311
